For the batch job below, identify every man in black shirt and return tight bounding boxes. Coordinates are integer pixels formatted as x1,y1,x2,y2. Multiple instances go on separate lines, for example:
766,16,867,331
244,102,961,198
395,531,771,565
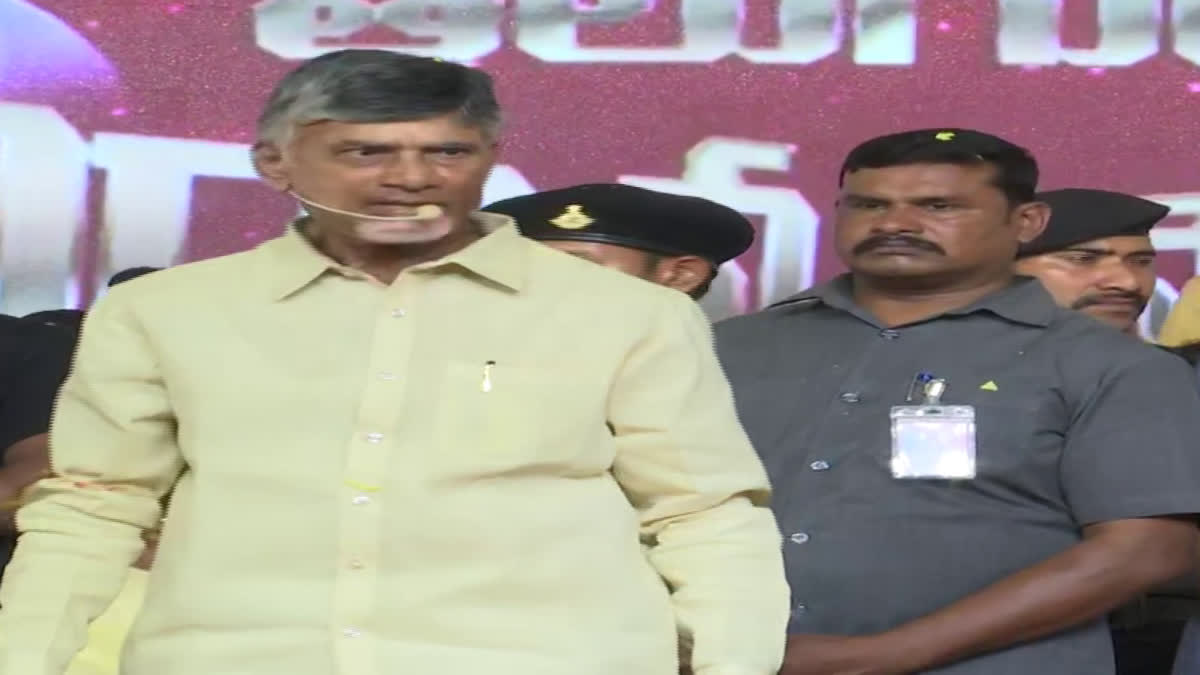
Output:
0,313,46,578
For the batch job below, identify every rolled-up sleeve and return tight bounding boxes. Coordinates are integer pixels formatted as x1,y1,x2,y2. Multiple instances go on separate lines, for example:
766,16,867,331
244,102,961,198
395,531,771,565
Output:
0,289,183,675
607,292,789,675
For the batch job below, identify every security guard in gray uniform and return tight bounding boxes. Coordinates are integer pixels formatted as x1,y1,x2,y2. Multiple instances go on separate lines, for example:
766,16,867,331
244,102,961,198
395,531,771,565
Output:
484,184,754,300
714,128,1200,675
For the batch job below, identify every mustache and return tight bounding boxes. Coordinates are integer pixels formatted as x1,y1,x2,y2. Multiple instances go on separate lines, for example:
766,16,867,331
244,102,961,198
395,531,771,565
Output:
851,234,945,256
1071,292,1146,310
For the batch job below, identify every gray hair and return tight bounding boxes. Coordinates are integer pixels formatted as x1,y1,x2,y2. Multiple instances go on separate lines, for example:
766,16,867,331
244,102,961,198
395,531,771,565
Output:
256,49,502,145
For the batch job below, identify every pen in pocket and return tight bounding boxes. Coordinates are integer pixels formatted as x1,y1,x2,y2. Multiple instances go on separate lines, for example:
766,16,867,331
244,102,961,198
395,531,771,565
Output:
481,360,495,393
905,371,934,403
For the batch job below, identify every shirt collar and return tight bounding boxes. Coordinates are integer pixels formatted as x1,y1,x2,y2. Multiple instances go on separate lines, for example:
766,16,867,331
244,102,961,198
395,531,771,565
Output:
770,274,1057,328
429,212,528,291
260,211,526,301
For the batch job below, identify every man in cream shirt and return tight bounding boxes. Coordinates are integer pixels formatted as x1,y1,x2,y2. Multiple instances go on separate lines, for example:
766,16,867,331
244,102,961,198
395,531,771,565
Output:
0,50,788,675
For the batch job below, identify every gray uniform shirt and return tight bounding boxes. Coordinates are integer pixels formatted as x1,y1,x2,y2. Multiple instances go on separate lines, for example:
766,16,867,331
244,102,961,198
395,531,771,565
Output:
1176,620,1200,674
1172,360,1200,675
714,275,1200,675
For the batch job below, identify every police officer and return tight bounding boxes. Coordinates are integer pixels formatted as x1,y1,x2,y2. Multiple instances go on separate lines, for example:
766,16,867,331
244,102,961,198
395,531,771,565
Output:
484,183,754,299
715,128,1200,675
1014,188,1166,335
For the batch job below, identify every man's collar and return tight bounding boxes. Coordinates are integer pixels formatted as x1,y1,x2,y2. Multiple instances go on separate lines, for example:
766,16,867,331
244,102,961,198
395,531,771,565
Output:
261,211,526,301
770,274,1057,328
942,277,1057,327
431,212,528,291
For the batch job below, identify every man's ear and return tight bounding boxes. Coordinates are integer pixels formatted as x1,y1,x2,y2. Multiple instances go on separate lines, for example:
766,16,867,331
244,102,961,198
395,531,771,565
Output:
654,256,710,296
252,141,290,192
1014,200,1050,244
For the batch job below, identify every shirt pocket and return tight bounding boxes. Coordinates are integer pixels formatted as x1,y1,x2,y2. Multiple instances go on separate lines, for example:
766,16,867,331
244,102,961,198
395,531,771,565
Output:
959,377,1064,481
431,360,600,475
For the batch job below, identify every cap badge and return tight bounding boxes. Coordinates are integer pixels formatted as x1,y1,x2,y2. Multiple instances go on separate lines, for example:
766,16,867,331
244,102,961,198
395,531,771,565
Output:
550,204,594,230
934,131,956,141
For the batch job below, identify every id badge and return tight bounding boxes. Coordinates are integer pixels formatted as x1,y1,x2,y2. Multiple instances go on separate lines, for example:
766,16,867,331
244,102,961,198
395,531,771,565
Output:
889,405,977,479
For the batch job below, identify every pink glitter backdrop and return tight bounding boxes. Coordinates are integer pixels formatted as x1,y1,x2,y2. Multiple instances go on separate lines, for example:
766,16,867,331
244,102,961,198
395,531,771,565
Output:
2,0,1200,330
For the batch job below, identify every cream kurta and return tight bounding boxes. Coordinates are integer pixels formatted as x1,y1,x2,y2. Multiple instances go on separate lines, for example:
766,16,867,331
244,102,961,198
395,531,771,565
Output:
0,215,788,675
64,569,148,675
1160,277,1200,346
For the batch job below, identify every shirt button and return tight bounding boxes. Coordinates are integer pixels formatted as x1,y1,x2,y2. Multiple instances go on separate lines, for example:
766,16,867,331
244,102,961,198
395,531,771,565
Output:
880,329,900,340
349,559,365,569
365,432,384,444
809,460,830,472
342,627,362,638
351,495,371,506
839,392,861,403
391,308,406,318
789,532,810,544
792,603,808,615
378,371,398,381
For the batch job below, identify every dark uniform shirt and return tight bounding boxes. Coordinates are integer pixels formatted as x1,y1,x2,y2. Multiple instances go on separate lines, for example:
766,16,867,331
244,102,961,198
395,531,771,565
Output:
1170,358,1200,675
714,275,1200,675
0,311,80,451
1177,619,1200,675
0,311,80,579
0,314,24,577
